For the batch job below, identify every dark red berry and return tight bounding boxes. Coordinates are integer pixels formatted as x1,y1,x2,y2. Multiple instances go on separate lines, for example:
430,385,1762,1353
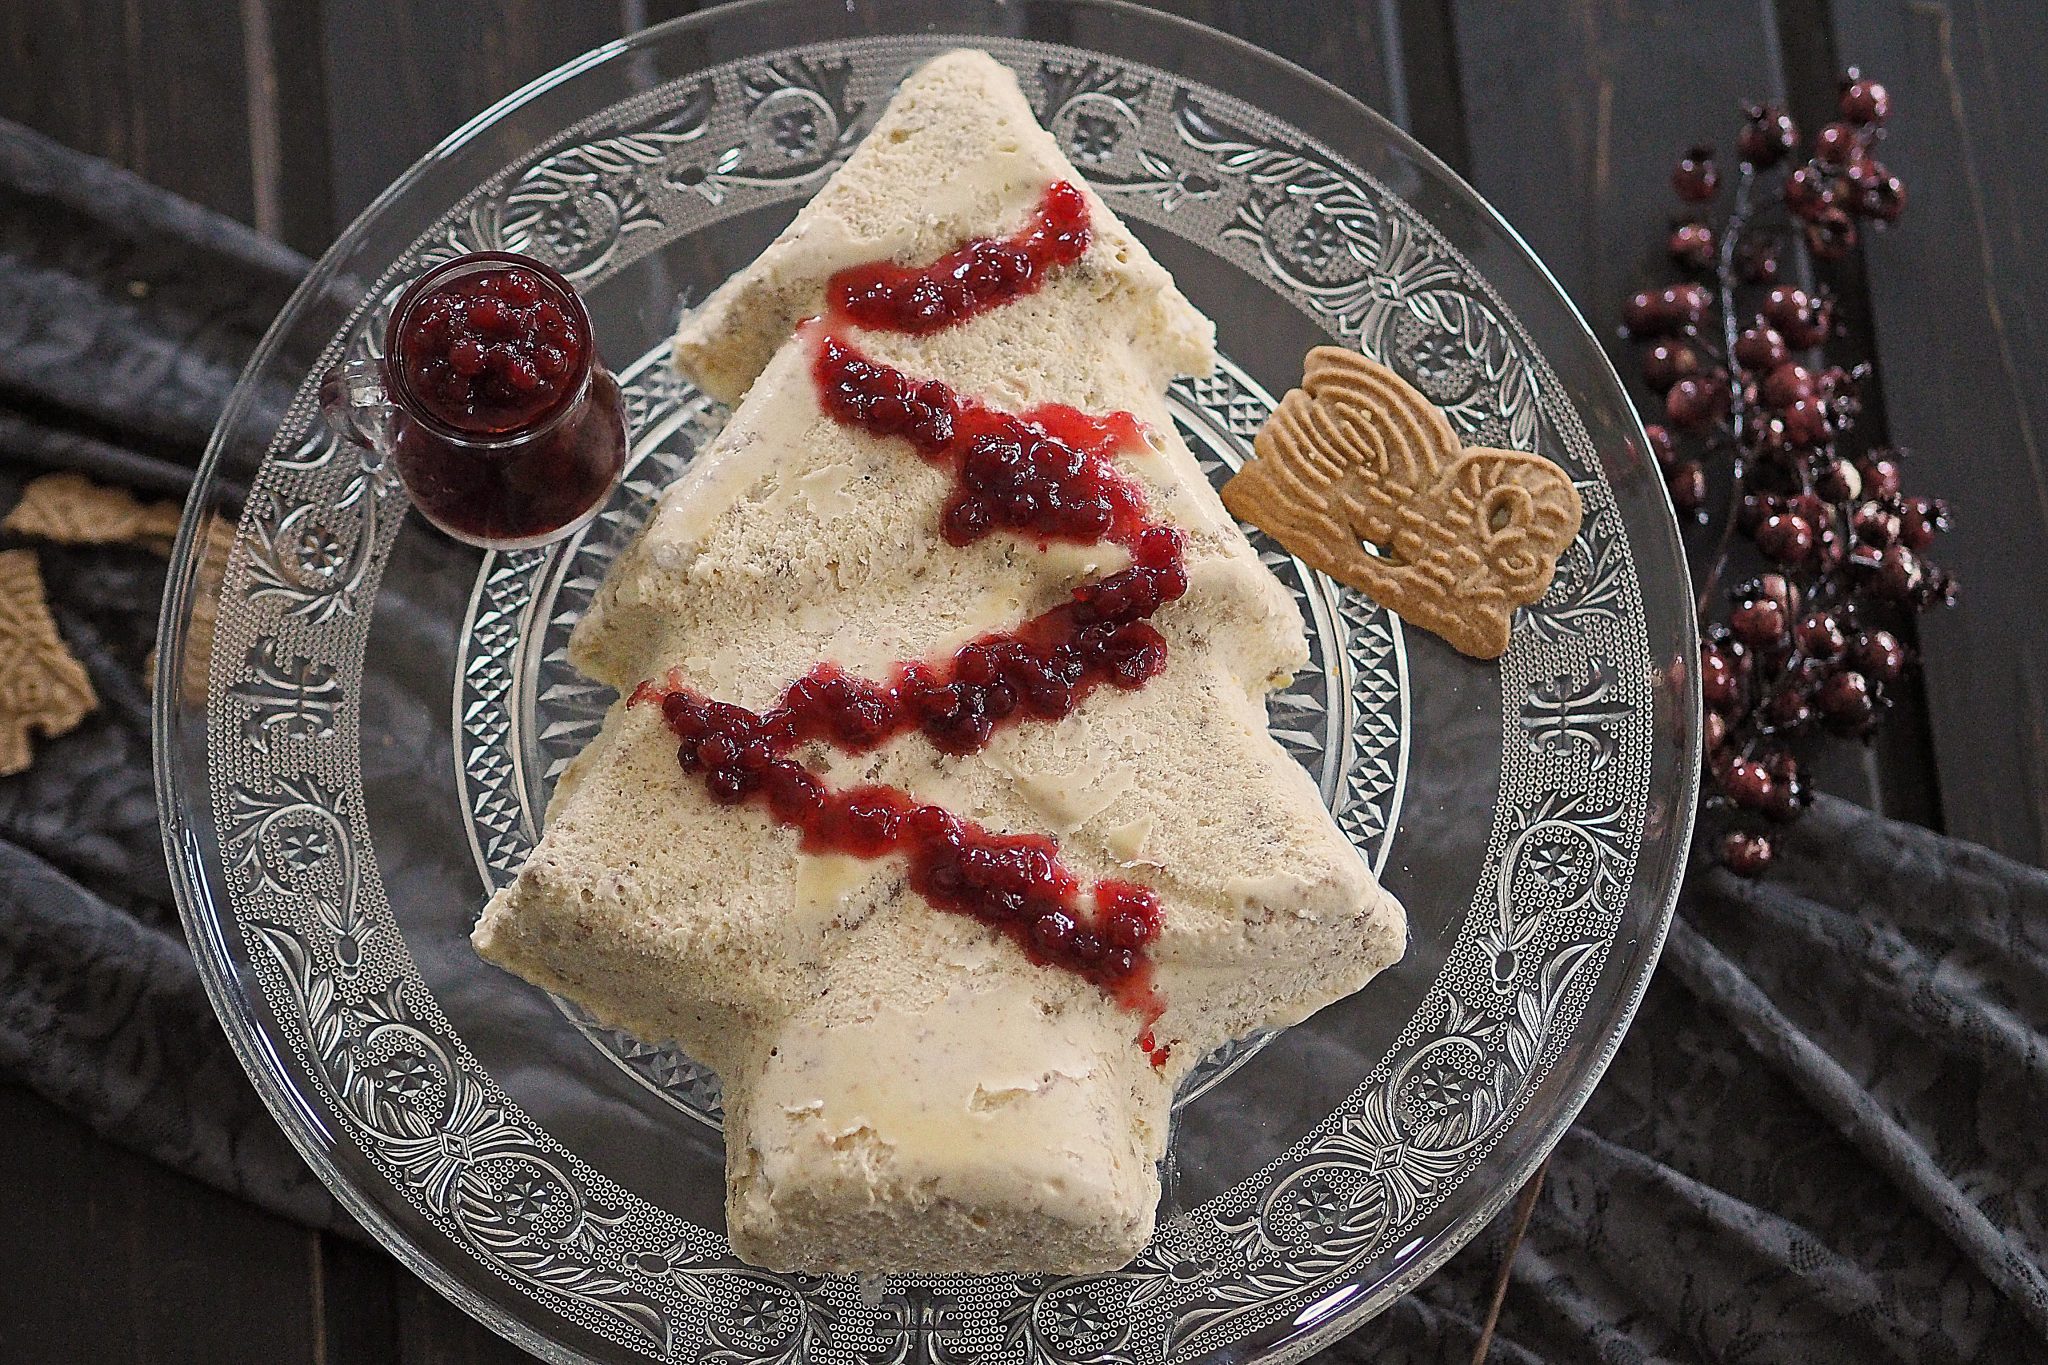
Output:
1701,644,1745,713
1673,144,1720,202
1805,210,1858,261
1666,460,1708,513
1755,512,1815,564
1642,339,1704,391
1795,612,1846,659
1719,830,1774,875
1621,283,1710,336
1668,222,1717,269
1817,669,1876,730
1876,543,1924,600
1762,363,1815,409
1622,284,1709,337
1813,120,1859,166
1840,71,1890,126
1704,709,1728,752
1665,376,1719,428
1722,757,1774,808
1784,165,1836,220
1622,290,1666,335
1764,286,1829,347
1858,454,1903,500
1864,173,1906,223
1814,458,1861,502
1852,629,1907,682
1900,495,1948,549
1851,500,1901,547
1767,682,1813,729
1781,396,1832,447
1730,598,1788,649
1738,103,1798,166
1734,325,1788,372
1644,423,1677,468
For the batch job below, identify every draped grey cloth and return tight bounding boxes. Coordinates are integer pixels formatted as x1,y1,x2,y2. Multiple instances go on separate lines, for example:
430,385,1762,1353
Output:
2,117,2043,1363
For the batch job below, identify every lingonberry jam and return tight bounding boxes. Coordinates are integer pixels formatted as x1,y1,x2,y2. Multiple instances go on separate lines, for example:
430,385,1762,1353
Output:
827,181,1091,333
813,330,1152,548
381,253,627,548
634,677,1165,1033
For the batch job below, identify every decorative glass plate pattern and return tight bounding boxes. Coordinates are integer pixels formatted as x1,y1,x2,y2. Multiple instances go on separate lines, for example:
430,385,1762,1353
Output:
156,4,1700,1363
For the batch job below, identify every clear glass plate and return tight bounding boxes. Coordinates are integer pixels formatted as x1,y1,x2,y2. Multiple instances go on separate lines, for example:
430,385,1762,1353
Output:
154,3,1700,1362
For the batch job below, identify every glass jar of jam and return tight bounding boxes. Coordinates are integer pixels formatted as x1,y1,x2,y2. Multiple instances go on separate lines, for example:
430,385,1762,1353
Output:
320,251,628,549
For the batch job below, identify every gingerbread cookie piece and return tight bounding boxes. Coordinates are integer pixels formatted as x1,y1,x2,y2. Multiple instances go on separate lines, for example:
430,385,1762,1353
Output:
0,550,97,774
1221,346,1582,659
4,472,185,555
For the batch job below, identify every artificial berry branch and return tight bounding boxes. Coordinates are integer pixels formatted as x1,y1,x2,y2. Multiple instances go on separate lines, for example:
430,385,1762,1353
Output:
1621,70,1955,877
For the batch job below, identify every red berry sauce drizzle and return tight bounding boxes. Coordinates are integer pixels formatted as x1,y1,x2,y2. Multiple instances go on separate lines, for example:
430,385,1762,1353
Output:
635,183,1181,1061
828,180,1090,333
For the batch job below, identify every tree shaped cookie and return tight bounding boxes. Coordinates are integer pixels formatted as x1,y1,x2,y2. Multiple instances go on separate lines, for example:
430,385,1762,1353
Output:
475,53,1405,1276
1222,347,1582,659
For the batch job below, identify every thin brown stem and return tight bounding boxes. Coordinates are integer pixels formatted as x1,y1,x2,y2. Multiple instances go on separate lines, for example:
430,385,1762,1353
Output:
1695,165,1758,618
1468,1160,1548,1365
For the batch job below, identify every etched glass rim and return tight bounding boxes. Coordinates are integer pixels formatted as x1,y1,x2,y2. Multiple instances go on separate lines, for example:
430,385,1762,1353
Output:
154,4,1701,1363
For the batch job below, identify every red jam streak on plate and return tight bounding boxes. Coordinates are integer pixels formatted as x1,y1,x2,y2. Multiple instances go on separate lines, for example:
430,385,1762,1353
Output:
638,183,1180,1059
826,180,1091,333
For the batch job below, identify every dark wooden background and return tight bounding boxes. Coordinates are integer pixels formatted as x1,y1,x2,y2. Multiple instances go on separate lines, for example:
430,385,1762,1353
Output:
3,0,2042,1359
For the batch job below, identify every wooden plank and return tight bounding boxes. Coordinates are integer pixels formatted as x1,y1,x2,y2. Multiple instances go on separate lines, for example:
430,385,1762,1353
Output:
0,8,351,1361
1447,0,1956,823
1131,1,1402,125
0,0,259,225
241,0,340,258
1393,0,1472,173
641,0,1405,128
317,0,632,235
1449,0,1789,374
1826,0,2048,864
317,1233,403,1365
1755,0,1946,830
0,1084,323,1364
394,1274,543,1365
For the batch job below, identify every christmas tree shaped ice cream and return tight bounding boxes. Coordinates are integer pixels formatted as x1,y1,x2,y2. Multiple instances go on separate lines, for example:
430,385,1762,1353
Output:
474,50,1406,1274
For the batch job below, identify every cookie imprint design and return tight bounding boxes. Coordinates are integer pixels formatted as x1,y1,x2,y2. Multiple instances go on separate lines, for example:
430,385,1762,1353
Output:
0,549,96,774
1222,347,1582,658
4,472,185,554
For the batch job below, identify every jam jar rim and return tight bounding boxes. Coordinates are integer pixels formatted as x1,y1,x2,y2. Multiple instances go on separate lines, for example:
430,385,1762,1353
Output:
382,250,598,451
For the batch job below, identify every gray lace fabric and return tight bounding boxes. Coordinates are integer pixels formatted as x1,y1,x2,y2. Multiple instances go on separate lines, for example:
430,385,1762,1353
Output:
2,116,2043,1362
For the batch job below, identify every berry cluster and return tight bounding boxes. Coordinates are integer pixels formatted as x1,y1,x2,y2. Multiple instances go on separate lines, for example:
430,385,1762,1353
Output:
1622,70,1954,875
815,330,1157,551
948,423,1142,544
828,180,1092,333
816,333,958,452
396,265,585,433
642,680,1162,996
763,599,1173,761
